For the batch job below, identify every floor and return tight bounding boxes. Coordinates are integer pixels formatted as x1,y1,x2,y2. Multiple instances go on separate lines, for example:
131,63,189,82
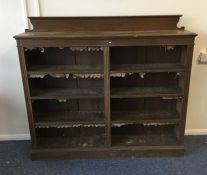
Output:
0,136,207,175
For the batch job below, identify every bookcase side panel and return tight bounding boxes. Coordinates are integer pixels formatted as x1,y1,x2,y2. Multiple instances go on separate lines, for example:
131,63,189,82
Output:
17,46,37,147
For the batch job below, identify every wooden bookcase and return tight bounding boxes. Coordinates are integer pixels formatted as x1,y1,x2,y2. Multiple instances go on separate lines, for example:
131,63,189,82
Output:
14,15,196,160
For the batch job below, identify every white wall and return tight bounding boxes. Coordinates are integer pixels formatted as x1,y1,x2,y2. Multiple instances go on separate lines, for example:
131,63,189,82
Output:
0,0,29,137
0,0,207,139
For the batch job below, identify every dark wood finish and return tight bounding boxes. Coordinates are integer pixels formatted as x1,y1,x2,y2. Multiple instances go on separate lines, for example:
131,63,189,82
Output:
26,15,183,32
104,47,111,146
32,145,184,160
34,111,105,128
31,88,104,100
111,63,185,73
34,110,180,128
111,87,182,98
28,65,103,74
14,16,196,159
17,47,37,147
36,127,105,148
111,110,180,124
180,45,194,139
111,124,178,146
32,99,104,112
15,30,196,39
16,37,195,48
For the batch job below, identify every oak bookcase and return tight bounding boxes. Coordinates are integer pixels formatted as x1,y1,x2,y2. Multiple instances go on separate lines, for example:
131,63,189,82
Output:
14,15,196,160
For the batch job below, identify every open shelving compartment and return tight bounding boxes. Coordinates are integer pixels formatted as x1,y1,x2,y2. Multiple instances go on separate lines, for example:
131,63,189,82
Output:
111,98,182,147
33,98,106,149
110,45,185,147
26,46,107,149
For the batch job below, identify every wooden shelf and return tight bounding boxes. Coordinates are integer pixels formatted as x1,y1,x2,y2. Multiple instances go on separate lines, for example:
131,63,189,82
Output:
37,135,105,148
15,29,196,39
35,111,105,128
111,110,180,124
111,87,182,98
112,134,178,147
28,65,104,74
31,88,104,99
110,63,185,73
28,63,184,75
111,123,178,146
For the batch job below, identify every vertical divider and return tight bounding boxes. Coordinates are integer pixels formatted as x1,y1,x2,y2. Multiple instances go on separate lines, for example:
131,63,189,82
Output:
103,46,111,146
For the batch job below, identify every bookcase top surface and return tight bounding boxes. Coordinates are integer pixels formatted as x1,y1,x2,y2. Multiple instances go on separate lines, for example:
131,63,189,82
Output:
14,15,197,39
14,30,196,39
